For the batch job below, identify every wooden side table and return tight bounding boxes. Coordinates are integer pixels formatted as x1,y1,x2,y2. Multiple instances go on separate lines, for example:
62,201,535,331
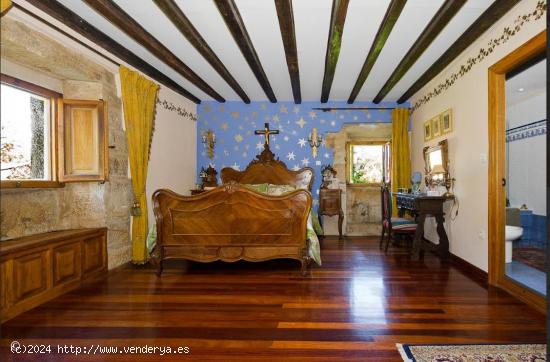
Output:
318,188,344,239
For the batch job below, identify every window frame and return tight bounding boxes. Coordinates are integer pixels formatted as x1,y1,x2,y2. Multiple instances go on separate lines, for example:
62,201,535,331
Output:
346,140,390,187
1,74,63,188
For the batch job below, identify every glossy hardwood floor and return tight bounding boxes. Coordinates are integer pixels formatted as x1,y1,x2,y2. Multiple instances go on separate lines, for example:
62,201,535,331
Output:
1,237,546,361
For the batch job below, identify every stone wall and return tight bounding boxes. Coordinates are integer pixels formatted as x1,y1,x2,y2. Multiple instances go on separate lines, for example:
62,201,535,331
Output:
0,18,132,268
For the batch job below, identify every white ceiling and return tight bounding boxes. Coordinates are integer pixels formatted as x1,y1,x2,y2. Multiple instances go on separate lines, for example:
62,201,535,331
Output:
506,59,547,106
52,0,496,103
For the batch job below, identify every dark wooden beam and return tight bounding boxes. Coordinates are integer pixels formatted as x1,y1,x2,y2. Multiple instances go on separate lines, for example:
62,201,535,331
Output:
25,0,201,103
320,0,350,103
347,0,406,104
153,0,250,104
274,0,301,104
214,0,277,103
397,0,522,103
82,0,225,102
373,0,466,104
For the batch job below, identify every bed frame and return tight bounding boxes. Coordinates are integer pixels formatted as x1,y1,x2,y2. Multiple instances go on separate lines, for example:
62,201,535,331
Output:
152,146,315,276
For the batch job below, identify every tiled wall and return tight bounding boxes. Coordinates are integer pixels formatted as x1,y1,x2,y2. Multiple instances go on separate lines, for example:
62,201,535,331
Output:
516,210,548,250
196,101,406,207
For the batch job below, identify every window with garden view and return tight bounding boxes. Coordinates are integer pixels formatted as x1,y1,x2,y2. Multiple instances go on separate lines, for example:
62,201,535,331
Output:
1,83,51,181
349,143,390,185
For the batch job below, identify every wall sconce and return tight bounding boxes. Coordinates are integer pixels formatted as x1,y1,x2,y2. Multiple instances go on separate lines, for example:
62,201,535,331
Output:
201,129,216,159
308,127,323,158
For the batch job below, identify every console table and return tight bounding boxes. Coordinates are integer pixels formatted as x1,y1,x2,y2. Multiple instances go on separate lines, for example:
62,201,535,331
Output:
394,192,453,259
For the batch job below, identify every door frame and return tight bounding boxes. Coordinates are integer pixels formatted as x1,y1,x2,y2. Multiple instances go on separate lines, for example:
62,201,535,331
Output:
488,30,546,314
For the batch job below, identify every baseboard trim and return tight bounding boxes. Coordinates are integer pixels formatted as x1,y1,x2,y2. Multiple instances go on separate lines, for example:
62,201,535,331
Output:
449,253,489,286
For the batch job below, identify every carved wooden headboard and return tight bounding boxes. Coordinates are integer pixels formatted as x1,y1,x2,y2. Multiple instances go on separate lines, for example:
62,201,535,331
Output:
221,146,314,191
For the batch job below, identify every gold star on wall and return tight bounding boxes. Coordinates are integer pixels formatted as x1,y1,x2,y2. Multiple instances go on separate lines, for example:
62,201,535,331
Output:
308,111,317,119
231,111,239,119
251,111,258,118
280,105,288,114
272,114,280,122
295,117,307,128
204,105,212,113
234,134,243,143
219,105,225,112
260,104,267,110
221,122,229,130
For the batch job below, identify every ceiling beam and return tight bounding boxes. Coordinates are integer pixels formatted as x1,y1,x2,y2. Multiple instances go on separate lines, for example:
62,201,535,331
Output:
372,0,466,104
397,0,521,104
153,0,250,104
24,0,201,103
347,0,406,104
274,0,300,104
214,0,277,103
320,0,350,103
82,0,225,102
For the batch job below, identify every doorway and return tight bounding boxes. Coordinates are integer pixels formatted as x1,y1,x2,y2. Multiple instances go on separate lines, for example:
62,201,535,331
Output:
488,30,546,313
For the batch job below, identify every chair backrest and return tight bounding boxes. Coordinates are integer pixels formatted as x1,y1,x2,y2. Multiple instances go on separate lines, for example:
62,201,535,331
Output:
380,183,392,224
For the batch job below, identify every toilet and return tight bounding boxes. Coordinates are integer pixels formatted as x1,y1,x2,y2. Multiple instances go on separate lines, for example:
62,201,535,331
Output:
505,225,523,263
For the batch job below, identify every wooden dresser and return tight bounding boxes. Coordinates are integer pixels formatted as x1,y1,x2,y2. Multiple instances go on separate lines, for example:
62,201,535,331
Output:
318,188,344,238
0,228,107,322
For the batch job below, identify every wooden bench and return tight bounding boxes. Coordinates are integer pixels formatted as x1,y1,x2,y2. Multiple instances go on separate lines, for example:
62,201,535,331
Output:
0,228,107,323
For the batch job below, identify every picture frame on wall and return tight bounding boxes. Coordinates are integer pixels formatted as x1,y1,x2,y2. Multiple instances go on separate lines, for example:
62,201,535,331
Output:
423,120,432,142
431,116,441,137
440,109,453,134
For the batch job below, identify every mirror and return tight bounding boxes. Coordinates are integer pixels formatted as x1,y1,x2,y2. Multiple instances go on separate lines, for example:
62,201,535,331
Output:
423,139,450,190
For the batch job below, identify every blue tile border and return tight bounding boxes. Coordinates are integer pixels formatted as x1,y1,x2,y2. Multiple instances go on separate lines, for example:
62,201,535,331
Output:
506,119,546,143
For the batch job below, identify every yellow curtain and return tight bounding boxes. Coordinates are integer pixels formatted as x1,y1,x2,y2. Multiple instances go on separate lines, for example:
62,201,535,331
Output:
1,0,12,14
391,108,411,217
119,65,159,263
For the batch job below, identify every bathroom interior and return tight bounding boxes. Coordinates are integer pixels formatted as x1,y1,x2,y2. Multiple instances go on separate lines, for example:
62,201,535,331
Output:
505,56,547,296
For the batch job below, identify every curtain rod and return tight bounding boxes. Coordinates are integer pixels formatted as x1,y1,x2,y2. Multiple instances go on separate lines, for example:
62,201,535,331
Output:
312,107,410,112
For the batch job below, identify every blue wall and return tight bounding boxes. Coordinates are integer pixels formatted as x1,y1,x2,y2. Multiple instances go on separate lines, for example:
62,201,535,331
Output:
196,101,407,206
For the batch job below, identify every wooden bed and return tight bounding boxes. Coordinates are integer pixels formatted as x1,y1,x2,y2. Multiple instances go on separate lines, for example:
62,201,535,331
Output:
152,146,315,275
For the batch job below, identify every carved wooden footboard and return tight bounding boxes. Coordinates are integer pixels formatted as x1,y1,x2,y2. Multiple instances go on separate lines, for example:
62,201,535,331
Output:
152,182,313,275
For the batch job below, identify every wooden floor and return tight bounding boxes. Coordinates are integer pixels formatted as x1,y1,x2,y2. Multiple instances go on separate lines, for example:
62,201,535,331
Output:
1,237,546,361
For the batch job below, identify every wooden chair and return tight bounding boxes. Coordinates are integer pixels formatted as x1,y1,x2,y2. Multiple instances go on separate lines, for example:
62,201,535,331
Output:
380,184,417,252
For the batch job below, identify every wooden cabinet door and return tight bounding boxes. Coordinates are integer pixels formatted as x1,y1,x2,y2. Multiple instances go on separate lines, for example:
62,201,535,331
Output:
82,235,107,277
12,251,49,304
53,242,81,287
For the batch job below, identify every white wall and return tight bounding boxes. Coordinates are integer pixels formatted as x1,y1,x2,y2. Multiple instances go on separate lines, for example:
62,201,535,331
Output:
146,88,197,226
409,0,546,271
506,92,546,216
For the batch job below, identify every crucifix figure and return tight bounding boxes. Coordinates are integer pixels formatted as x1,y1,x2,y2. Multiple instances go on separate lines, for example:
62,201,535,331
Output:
254,122,279,146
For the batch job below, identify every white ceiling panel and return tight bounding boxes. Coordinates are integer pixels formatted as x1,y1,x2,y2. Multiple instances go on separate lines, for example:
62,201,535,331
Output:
38,0,507,103
56,0,212,100
175,0,269,101
386,0,495,101
293,0,333,101
112,0,238,100
355,0,445,101
234,0,292,101
330,0,391,101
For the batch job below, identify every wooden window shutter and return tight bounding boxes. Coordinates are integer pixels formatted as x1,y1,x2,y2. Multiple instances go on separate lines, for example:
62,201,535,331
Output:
58,99,108,182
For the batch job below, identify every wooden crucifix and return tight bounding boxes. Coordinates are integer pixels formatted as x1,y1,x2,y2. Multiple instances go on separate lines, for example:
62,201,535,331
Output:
254,122,279,146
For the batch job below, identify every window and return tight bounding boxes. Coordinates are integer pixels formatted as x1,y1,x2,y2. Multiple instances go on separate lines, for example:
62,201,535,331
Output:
1,75,60,187
347,142,390,185
1,74,108,188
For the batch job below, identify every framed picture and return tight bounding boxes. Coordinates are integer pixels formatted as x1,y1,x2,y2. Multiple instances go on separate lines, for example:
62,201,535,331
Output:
431,116,441,137
440,109,453,134
423,120,432,142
